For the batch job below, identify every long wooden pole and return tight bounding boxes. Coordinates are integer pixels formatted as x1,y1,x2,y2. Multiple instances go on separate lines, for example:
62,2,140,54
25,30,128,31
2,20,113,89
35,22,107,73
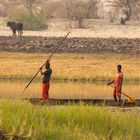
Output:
21,32,70,95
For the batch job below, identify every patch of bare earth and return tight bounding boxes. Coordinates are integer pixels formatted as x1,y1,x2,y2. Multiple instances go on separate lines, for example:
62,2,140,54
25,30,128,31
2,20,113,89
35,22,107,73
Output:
0,18,140,38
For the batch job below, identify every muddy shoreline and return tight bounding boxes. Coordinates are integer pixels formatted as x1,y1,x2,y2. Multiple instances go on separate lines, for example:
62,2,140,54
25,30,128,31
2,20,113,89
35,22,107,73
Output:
0,36,140,54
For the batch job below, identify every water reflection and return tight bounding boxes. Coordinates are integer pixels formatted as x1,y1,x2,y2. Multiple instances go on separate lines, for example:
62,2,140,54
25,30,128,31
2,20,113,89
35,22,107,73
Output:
0,80,139,99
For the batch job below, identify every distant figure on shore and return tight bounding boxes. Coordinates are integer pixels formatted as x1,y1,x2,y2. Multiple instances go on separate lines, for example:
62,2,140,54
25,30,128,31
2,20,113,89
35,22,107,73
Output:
7,21,23,36
40,61,52,100
107,65,123,102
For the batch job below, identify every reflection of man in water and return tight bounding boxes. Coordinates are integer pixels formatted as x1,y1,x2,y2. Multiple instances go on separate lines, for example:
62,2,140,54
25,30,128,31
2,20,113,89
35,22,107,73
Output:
107,65,123,102
40,61,52,100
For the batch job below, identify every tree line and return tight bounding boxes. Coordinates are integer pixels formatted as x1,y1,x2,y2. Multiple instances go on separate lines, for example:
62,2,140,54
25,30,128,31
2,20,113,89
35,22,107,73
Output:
0,0,140,29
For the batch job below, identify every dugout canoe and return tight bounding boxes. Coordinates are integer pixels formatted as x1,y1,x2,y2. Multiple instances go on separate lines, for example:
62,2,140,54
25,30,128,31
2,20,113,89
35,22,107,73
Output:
26,98,140,107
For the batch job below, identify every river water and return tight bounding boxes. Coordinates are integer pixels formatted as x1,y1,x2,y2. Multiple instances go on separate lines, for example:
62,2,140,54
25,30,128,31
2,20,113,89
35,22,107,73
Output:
0,80,140,100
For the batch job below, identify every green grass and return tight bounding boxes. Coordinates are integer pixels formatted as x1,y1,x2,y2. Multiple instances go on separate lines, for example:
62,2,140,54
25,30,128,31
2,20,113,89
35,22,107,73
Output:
1,100,140,140
0,52,140,82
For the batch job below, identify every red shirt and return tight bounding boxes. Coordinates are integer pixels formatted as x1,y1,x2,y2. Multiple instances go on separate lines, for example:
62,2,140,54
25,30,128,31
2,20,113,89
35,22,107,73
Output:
114,72,123,88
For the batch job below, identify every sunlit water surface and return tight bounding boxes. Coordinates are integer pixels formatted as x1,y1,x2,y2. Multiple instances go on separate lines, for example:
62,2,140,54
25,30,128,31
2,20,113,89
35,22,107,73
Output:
0,80,139,99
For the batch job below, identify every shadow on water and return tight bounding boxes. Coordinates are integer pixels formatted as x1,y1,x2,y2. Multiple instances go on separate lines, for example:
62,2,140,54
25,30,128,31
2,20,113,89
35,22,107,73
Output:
0,80,140,99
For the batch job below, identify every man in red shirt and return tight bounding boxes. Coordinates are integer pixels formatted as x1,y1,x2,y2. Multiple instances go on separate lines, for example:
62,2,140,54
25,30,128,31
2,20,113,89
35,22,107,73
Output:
40,62,52,100
107,65,123,102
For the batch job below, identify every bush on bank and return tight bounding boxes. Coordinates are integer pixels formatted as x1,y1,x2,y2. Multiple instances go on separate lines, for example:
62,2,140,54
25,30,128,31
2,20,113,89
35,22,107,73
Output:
9,11,47,30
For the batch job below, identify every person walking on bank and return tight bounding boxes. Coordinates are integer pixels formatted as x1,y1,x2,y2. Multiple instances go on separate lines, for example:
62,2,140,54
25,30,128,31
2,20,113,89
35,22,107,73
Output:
107,64,123,102
40,61,52,100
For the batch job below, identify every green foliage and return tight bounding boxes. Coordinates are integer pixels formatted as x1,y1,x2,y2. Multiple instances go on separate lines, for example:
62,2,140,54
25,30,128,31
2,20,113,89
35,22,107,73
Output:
1,100,140,140
10,11,47,30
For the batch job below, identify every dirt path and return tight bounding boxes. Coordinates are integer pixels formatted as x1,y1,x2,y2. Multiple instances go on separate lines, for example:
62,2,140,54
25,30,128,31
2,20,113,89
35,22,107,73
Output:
0,22,140,38
0,27,140,38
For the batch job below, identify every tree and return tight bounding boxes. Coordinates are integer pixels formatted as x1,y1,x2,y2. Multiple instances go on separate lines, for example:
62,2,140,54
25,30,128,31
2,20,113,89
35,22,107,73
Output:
11,0,42,15
39,1,57,19
58,0,75,19
85,0,100,19
57,0,100,28
0,0,7,16
107,0,140,24
0,0,14,17
23,0,42,15
108,7,119,22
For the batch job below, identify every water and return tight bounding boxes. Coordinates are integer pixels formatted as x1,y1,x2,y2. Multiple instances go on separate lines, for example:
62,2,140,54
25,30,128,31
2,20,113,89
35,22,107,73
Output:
0,80,140,99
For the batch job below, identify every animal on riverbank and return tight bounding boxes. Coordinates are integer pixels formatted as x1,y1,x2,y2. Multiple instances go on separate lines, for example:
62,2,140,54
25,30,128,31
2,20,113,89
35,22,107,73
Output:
7,21,23,36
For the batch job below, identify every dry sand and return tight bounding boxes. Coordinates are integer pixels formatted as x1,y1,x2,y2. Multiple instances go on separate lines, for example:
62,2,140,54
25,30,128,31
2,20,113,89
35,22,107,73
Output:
0,18,140,38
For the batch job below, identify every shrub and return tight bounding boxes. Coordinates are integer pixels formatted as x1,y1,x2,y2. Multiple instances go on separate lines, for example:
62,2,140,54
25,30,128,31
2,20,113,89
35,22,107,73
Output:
10,11,47,30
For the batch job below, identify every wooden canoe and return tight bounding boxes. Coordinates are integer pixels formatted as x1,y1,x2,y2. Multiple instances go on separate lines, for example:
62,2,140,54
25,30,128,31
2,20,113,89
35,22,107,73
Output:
26,98,140,107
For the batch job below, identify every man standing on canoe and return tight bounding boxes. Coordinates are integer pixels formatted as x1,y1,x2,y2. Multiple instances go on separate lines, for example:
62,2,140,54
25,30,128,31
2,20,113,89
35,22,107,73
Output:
40,61,52,100
107,64,123,102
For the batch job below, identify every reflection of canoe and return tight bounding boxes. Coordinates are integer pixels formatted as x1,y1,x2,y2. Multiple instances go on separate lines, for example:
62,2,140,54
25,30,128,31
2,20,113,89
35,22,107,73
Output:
26,98,140,107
